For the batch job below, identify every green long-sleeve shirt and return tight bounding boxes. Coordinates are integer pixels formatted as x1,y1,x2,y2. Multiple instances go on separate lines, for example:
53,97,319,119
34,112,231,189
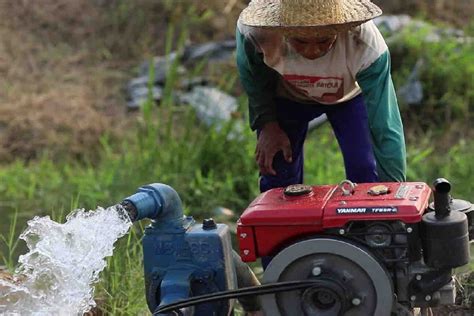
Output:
236,22,406,182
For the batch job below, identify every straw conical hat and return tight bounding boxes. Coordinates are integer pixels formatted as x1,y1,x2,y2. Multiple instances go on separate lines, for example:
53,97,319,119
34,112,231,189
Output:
240,0,382,35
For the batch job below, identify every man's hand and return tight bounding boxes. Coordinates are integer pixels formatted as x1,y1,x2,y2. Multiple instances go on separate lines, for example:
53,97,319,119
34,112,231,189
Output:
256,122,292,175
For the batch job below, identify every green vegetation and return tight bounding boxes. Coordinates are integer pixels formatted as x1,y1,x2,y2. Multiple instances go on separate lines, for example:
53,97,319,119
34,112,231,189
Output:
0,2,473,314
389,22,474,131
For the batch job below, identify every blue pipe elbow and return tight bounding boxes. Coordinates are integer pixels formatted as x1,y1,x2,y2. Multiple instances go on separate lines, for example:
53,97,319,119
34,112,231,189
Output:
122,183,184,225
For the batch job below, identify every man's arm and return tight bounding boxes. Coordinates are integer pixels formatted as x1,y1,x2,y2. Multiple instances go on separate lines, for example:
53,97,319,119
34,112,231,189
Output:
235,27,280,131
356,51,407,182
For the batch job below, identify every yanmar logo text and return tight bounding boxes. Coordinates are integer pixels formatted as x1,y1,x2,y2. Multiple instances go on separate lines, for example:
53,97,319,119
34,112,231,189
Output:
336,207,398,215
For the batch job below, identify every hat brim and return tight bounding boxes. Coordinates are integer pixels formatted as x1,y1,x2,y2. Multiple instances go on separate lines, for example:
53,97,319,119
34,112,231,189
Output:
278,21,368,37
240,0,382,29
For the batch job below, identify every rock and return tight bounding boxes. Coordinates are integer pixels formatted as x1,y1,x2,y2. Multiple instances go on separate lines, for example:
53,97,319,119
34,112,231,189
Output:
374,14,412,34
179,86,238,126
181,40,236,64
398,59,425,106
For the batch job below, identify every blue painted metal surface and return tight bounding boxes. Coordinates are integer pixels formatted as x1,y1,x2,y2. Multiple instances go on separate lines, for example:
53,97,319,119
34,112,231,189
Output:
123,184,236,315
143,222,236,315
123,183,184,227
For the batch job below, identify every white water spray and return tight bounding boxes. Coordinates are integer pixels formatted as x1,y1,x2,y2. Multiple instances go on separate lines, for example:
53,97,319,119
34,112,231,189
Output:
0,205,132,315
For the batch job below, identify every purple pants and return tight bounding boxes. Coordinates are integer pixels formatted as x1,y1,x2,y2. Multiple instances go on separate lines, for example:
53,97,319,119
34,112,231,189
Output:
258,94,378,193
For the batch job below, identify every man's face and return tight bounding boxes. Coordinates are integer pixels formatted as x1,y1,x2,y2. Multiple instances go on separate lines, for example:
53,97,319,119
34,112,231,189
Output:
287,35,337,60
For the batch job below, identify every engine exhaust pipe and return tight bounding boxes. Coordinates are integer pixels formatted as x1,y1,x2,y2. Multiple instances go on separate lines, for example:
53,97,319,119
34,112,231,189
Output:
432,178,451,219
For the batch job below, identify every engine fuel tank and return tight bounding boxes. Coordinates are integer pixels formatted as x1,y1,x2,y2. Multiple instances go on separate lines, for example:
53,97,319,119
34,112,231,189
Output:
238,182,431,262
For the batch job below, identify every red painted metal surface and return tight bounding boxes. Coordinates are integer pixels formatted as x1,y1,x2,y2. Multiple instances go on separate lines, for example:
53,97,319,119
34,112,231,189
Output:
238,185,334,226
236,224,257,262
323,182,431,227
251,225,325,259
238,182,432,261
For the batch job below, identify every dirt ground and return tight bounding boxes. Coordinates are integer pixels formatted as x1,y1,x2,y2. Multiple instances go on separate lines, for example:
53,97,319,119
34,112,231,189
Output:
1,0,473,163
0,1,126,162
0,0,245,163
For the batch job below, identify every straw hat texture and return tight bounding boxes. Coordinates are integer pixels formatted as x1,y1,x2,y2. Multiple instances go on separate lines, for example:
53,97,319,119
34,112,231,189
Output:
239,0,382,35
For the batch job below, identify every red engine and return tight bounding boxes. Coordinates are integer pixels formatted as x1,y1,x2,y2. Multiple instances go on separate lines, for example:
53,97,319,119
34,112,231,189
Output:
237,180,473,316
238,181,431,262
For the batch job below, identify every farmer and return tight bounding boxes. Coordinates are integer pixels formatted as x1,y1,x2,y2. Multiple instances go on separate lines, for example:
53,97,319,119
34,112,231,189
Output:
236,0,406,194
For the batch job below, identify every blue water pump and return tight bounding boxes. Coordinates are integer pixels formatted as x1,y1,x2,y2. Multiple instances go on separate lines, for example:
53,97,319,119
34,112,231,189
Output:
121,184,237,315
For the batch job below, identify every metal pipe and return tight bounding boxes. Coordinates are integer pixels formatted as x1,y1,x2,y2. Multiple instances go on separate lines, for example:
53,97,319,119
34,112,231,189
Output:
433,178,451,219
232,250,262,312
121,183,184,226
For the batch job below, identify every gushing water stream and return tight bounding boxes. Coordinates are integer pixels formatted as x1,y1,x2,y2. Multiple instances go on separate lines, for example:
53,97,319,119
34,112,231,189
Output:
0,205,132,315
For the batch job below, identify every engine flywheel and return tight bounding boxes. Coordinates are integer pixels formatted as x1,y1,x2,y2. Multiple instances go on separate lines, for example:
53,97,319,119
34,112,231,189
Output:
261,238,394,316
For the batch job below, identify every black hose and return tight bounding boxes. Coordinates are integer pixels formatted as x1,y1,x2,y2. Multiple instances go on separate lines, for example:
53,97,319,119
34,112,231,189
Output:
153,308,192,316
153,280,320,315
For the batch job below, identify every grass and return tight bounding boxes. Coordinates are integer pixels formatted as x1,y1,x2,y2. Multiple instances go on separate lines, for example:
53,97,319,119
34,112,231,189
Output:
1,115,473,314
99,224,148,315
0,211,20,272
389,20,474,139
0,1,473,314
